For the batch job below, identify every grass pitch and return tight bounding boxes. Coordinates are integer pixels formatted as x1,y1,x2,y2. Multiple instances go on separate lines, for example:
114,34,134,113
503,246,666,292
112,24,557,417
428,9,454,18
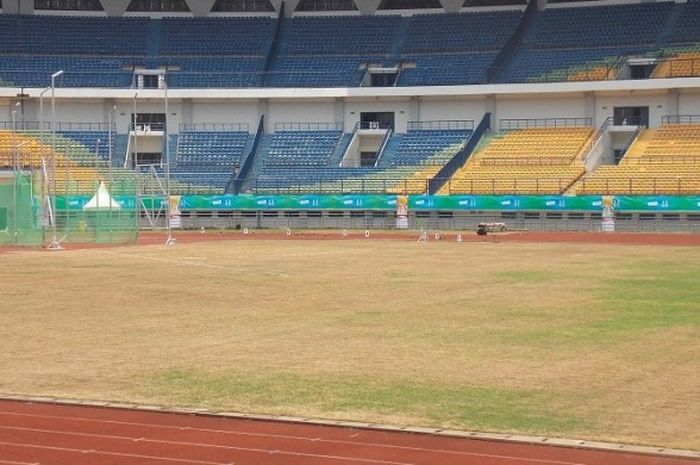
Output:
0,238,699,449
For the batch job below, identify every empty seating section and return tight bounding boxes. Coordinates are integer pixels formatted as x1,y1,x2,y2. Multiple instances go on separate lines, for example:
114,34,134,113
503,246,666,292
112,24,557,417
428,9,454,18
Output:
500,2,673,83
502,47,642,83
671,0,700,45
256,127,472,194
446,127,593,194
529,3,670,49
266,130,341,167
58,131,115,160
170,130,250,191
269,15,398,87
397,53,497,86
0,131,55,168
2,2,699,88
402,11,522,53
165,57,265,88
268,57,367,87
389,129,470,166
161,17,275,56
0,15,274,88
577,125,700,195
653,51,700,79
397,11,521,87
0,130,133,194
0,15,149,55
176,130,248,166
281,16,400,55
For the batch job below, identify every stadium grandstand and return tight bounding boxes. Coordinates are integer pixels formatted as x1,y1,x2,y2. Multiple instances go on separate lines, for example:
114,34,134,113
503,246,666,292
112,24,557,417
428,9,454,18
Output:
3,3,700,465
0,0,700,232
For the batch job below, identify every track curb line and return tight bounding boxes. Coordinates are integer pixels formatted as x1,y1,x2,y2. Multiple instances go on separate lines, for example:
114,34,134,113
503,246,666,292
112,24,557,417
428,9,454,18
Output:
1,394,699,460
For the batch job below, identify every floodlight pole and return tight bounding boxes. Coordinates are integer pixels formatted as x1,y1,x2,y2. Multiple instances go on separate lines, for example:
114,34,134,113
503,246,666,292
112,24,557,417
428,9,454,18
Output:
108,104,116,188
11,102,20,244
132,92,138,168
38,87,50,153
47,70,64,250
163,70,174,246
38,87,52,243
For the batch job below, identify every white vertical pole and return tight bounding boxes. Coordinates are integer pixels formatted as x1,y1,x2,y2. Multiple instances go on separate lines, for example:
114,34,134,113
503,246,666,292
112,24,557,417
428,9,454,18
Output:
48,70,64,250
39,87,50,245
164,71,174,246
11,102,20,244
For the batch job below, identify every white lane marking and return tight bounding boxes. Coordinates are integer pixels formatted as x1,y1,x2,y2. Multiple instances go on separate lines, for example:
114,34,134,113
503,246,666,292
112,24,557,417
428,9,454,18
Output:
0,419,585,465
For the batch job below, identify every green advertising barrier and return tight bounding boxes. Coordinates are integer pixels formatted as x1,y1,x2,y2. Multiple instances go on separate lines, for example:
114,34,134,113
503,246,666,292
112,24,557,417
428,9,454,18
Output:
53,194,700,213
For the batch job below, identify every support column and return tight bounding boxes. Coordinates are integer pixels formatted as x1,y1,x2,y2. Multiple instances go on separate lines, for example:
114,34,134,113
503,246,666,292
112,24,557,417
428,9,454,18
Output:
485,94,496,129
584,91,596,126
19,0,34,14
258,99,269,132
186,0,217,16
439,0,462,13
354,0,381,15
102,0,131,16
181,98,193,129
334,98,345,132
408,96,420,124
668,88,680,117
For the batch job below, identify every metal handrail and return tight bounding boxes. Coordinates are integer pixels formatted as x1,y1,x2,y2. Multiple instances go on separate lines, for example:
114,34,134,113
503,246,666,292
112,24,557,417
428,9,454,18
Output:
178,122,249,132
661,115,700,125
274,122,342,132
499,118,593,130
406,120,474,131
582,117,614,163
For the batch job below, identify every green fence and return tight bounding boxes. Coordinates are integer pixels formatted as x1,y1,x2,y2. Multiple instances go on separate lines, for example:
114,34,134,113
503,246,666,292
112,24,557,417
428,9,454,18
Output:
52,176,139,245
0,172,42,246
0,171,139,247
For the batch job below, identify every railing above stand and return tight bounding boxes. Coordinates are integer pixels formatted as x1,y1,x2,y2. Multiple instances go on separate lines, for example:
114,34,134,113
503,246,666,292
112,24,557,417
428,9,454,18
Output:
500,117,593,130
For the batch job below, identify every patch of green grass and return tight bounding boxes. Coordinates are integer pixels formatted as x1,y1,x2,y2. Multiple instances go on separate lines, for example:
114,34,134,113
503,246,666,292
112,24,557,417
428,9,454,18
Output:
493,270,561,284
147,369,589,434
504,260,700,346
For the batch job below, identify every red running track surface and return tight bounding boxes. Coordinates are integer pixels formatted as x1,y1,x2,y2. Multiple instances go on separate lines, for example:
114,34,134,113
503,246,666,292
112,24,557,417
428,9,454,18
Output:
0,400,697,465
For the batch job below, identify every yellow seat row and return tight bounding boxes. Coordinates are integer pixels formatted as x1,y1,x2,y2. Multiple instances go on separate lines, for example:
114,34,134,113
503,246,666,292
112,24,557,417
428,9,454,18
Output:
443,127,593,195
576,125,700,194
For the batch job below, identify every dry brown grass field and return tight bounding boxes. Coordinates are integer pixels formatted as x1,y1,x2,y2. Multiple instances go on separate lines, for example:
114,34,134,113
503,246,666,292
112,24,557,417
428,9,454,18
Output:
0,239,699,450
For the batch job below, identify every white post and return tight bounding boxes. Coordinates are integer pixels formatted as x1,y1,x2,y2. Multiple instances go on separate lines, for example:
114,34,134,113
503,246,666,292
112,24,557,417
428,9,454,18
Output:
47,70,64,250
163,71,174,246
108,105,116,167
38,87,51,244
11,102,20,244
132,92,138,169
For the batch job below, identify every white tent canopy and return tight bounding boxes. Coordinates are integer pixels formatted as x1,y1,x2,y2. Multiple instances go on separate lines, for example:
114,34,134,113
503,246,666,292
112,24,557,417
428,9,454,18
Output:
83,182,122,210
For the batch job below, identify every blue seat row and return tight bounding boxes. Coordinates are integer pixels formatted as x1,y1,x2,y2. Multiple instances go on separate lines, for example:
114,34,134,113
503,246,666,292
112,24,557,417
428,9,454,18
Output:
265,130,342,167
0,3,698,88
175,131,250,167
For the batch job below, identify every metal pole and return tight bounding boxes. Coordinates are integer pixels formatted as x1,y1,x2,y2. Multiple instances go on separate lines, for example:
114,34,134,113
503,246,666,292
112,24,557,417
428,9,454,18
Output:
11,102,20,244
132,92,138,169
47,70,64,250
38,87,52,244
163,71,174,246
108,105,116,243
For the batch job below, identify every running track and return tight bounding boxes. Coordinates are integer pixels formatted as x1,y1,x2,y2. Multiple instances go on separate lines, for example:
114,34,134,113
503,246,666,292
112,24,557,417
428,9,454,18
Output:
0,400,698,465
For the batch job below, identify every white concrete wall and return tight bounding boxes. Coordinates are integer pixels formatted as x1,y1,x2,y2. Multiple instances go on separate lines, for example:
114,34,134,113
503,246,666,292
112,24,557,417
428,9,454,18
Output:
495,96,587,127
678,92,700,116
6,89,698,136
595,94,668,128
130,135,163,154
267,101,337,132
417,98,486,126
190,101,259,131
344,100,410,133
